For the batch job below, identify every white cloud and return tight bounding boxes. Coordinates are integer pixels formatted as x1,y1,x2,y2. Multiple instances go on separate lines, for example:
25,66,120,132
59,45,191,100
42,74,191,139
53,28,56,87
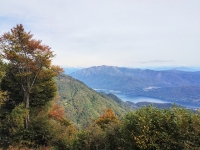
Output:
0,0,200,67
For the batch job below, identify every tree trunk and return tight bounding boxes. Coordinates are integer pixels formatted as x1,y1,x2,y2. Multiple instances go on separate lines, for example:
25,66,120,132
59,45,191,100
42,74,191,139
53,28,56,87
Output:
24,91,30,129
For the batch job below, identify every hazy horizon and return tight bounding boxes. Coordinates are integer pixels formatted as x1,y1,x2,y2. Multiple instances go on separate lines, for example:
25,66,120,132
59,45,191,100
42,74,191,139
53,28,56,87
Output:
63,65,200,74
62,65,200,69
1,0,200,68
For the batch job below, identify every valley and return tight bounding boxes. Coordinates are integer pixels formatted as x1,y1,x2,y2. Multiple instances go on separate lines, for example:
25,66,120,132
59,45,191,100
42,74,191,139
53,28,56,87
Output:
70,65,200,107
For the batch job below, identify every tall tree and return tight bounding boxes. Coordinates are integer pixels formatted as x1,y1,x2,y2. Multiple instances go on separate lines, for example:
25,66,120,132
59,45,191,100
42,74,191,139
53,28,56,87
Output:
0,24,63,128
0,57,7,117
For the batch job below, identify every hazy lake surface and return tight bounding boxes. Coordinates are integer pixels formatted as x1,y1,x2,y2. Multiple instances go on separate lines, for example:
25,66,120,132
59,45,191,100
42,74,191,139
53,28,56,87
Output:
114,93,200,108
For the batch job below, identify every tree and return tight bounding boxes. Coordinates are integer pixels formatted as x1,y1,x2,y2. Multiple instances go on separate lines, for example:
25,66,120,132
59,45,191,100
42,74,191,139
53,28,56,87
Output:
95,109,122,149
81,108,121,150
96,108,120,129
0,57,8,133
0,24,63,129
0,57,7,107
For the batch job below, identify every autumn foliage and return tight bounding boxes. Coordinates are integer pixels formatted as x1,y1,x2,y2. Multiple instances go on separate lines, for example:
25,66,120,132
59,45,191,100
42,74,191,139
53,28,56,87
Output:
1,25,200,149
49,104,65,121
96,108,120,129
0,24,64,129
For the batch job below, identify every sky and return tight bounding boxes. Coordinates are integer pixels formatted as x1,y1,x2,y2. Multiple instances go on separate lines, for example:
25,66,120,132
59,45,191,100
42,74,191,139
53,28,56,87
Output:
0,0,200,68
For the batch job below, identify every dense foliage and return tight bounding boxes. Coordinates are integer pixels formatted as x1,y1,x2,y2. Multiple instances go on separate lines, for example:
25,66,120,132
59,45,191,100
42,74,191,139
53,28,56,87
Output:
2,103,200,149
1,25,200,149
71,106,200,150
56,74,129,127
0,59,7,109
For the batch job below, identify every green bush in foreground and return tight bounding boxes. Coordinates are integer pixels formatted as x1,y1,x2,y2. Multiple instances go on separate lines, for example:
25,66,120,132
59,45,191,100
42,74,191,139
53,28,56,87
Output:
121,106,200,150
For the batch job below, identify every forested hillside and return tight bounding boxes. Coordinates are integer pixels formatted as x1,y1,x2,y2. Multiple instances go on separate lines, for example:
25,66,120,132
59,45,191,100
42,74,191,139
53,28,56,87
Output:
56,74,129,127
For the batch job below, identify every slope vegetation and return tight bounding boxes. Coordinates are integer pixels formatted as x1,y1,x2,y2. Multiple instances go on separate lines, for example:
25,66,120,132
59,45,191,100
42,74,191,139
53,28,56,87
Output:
56,74,129,127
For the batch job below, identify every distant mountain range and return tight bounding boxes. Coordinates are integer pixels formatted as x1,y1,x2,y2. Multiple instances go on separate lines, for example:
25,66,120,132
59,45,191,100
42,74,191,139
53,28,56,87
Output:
63,66,200,74
145,66,200,72
63,67,82,74
70,65,200,106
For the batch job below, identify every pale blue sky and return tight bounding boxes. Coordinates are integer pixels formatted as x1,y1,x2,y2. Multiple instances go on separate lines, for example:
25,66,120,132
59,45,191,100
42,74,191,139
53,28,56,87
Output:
0,0,200,68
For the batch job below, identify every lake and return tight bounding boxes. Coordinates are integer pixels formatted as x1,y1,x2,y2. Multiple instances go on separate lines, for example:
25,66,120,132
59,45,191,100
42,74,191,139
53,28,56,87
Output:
114,93,200,109
95,89,200,108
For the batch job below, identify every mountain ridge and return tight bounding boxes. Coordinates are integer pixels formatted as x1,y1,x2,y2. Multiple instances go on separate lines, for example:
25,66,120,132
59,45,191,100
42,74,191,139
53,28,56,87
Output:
70,65,200,106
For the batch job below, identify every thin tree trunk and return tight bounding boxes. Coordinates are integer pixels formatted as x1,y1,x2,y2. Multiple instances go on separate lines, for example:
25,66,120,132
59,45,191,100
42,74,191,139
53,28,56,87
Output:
24,91,30,129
